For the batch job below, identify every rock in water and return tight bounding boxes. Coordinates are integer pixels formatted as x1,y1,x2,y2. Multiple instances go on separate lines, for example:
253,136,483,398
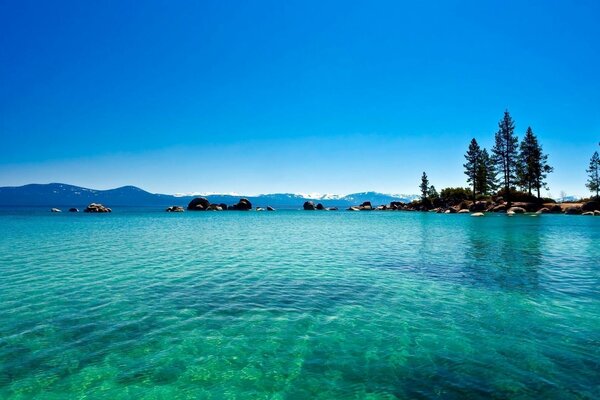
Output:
84,203,111,213
471,212,484,217
536,208,549,214
166,206,184,212
564,206,582,215
51,208,61,213
359,201,372,210
69,208,79,212
267,206,275,211
316,203,325,210
229,198,252,210
458,209,470,214
582,211,594,216
508,207,526,214
303,201,316,210
582,201,600,212
187,197,210,211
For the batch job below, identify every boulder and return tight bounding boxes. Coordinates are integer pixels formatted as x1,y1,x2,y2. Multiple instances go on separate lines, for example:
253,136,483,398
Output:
471,212,485,217
327,207,338,211
84,203,111,213
187,197,210,211
582,211,594,216
230,198,252,211
390,201,403,210
219,203,228,211
549,205,562,213
165,206,184,212
511,202,537,212
206,204,223,211
256,207,265,211
508,207,526,214
354,201,373,210
581,201,600,212
51,208,62,213
492,204,507,213
69,208,79,213
303,201,316,210
594,210,600,216
316,203,325,210
470,201,488,212
536,208,550,214
267,206,275,211
348,206,360,211
458,209,470,214
564,206,582,215
458,201,472,210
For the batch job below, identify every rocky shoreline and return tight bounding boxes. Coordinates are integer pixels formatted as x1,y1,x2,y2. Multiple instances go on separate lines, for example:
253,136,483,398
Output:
48,198,600,216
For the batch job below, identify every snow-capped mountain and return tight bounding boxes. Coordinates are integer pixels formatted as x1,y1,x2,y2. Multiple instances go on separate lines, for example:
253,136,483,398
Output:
0,183,420,208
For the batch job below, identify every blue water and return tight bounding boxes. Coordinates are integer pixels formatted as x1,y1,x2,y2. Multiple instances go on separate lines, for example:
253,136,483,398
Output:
0,209,598,399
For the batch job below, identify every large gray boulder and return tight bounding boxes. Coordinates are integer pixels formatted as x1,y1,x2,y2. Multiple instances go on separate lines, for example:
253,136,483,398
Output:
582,201,600,212
84,203,112,213
303,201,316,210
187,197,210,211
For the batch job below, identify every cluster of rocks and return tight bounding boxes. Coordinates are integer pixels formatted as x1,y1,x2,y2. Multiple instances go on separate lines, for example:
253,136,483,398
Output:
300,198,600,216
165,206,185,212
303,201,338,211
84,203,112,213
186,197,274,211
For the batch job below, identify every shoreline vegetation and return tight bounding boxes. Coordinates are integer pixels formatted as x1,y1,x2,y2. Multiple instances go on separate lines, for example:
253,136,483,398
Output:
42,111,600,216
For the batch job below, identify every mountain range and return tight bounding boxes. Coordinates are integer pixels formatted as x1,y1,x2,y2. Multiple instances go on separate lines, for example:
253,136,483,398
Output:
0,183,420,209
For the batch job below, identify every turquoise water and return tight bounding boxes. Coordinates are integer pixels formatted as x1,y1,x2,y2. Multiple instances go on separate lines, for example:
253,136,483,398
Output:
0,209,598,399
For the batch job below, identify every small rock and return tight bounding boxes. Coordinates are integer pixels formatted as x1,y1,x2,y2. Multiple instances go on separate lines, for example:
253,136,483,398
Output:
51,208,62,213
536,208,549,214
582,211,594,216
69,208,79,213
316,203,325,210
165,206,184,212
458,209,470,214
267,206,275,211
471,212,484,217
508,207,526,214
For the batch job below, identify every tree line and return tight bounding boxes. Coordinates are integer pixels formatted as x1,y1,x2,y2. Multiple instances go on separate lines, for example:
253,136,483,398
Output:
419,111,600,206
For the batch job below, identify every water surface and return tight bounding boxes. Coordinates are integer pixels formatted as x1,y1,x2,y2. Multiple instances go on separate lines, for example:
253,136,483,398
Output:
0,209,598,399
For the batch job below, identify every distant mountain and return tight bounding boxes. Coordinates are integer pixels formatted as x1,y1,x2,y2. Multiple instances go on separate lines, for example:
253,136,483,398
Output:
0,183,419,209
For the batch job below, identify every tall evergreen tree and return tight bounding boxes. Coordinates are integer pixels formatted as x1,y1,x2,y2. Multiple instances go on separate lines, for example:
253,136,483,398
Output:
428,185,438,199
492,111,519,206
586,151,600,198
475,148,496,195
420,172,429,200
464,138,481,199
516,127,553,198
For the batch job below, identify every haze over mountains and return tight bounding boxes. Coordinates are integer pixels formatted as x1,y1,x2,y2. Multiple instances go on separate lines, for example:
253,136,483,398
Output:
0,183,420,209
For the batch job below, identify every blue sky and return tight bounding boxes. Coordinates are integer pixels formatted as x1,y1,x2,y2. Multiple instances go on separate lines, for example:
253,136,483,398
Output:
1,1,599,196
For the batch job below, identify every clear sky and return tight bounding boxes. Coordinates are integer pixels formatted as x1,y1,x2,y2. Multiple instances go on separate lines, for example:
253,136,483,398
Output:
1,0,599,196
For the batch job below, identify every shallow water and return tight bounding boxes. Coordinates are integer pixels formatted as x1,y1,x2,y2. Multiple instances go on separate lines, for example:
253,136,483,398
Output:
0,209,598,399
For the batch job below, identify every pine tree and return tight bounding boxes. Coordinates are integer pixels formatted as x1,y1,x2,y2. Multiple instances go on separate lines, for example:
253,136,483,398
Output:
517,127,553,199
492,111,519,206
475,148,496,195
464,138,481,199
428,185,438,199
586,151,600,199
420,172,429,200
